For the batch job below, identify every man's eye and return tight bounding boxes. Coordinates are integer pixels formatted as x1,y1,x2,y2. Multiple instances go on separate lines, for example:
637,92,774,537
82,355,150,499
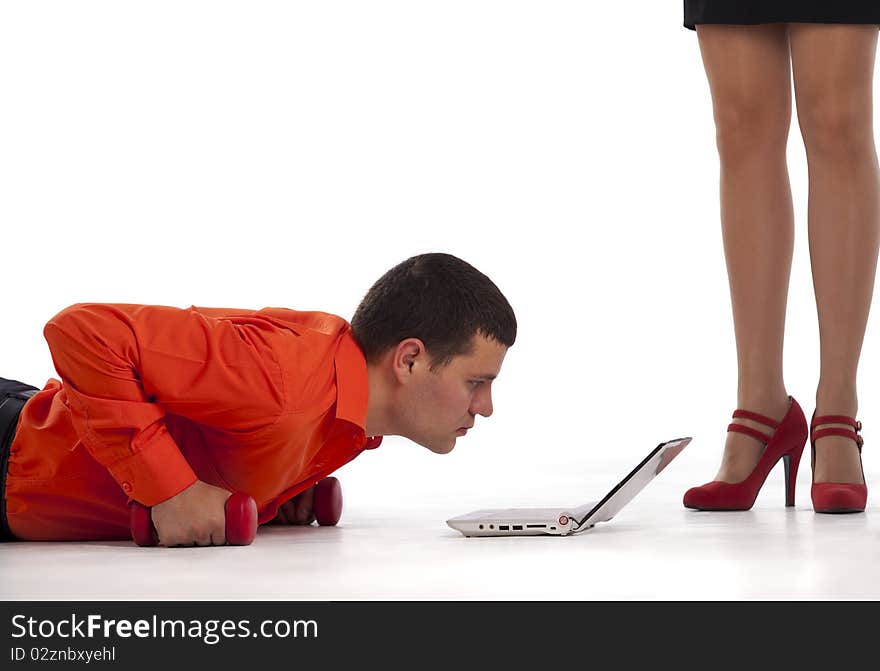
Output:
469,380,483,387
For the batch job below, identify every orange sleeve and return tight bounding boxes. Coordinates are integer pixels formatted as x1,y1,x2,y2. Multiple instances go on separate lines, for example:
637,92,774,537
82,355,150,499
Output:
43,303,286,506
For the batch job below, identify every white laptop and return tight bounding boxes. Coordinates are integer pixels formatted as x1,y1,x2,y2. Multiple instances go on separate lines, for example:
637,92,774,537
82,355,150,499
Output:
446,437,691,537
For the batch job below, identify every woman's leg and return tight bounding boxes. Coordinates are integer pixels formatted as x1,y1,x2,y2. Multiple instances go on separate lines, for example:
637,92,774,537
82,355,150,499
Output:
789,24,880,484
695,24,795,483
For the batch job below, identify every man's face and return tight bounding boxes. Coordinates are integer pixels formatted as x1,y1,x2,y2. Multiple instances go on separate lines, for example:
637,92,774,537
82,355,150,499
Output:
396,333,508,454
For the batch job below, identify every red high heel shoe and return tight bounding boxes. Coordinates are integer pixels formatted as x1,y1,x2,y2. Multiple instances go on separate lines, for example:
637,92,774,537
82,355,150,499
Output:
810,412,867,514
683,396,808,510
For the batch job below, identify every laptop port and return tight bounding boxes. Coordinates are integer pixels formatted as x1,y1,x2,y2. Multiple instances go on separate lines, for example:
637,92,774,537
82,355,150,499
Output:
512,525,523,530
498,525,509,531
526,524,546,529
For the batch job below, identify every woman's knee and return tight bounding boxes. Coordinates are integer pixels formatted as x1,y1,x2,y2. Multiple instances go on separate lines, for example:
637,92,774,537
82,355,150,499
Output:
796,99,875,159
712,99,791,162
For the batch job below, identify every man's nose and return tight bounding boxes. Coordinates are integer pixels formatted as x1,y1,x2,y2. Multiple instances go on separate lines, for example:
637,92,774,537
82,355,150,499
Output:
472,389,494,418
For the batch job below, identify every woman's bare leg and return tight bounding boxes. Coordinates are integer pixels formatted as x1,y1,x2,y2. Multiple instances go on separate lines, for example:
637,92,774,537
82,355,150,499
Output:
695,24,794,482
789,24,880,484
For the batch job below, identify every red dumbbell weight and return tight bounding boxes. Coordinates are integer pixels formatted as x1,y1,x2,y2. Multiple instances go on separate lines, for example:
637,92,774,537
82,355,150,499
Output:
313,477,342,526
129,492,258,547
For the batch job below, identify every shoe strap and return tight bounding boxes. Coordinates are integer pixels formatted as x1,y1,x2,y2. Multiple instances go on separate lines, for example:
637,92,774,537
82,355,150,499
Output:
811,427,864,450
810,414,863,450
727,423,772,444
732,409,780,429
811,414,860,431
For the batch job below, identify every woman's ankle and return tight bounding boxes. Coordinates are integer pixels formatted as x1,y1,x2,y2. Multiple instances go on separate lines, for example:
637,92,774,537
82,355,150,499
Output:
815,383,858,418
736,387,790,417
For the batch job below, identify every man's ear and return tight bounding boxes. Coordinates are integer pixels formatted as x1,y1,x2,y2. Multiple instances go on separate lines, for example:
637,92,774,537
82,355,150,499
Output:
392,338,426,383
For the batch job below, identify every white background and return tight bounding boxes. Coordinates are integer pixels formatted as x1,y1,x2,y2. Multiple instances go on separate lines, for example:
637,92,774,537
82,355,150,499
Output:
1,2,878,598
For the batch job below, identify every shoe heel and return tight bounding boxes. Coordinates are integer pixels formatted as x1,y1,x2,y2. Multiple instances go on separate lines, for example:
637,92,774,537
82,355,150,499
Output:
782,450,800,507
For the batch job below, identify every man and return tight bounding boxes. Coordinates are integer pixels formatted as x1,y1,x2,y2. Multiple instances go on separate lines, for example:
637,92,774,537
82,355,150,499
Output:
0,253,515,546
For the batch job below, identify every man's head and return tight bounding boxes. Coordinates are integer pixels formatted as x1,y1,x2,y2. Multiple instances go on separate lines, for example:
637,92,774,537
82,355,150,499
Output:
352,253,516,453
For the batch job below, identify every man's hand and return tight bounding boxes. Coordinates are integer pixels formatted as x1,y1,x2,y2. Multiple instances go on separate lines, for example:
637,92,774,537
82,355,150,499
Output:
150,480,232,547
268,485,316,525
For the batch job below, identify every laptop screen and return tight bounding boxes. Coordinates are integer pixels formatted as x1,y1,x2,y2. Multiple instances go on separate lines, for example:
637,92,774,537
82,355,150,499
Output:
570,437,691,528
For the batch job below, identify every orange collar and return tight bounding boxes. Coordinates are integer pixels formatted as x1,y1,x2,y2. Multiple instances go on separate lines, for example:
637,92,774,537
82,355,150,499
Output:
334,330,382,449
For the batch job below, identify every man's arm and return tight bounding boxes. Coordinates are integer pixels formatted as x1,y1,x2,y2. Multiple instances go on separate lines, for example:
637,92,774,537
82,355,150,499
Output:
43,302,287,509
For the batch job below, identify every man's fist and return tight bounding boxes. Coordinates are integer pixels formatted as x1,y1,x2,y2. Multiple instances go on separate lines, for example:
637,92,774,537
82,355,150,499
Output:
150,480,232,547
269,485,316,525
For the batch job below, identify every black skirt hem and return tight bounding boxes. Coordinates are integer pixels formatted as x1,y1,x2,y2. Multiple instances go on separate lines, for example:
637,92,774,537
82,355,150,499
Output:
685,19,880,32
683,1,880,31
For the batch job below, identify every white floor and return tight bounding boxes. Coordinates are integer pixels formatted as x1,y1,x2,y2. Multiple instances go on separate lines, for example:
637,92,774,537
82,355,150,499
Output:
2,451,877,601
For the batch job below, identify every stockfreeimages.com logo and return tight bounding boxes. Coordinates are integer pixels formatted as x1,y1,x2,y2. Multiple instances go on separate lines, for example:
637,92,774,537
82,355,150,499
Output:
11,613,318,646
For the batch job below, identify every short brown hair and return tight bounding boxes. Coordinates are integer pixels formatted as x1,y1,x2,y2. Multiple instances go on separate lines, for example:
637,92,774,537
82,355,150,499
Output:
351,253,517,369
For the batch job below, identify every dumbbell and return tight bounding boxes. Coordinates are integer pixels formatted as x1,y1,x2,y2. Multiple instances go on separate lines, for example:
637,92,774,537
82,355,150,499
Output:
313,476,342,526
130,477,342,545
130,492,258,547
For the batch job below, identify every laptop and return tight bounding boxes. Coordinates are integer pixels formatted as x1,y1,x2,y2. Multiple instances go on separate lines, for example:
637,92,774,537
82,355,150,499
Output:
446,437,691,537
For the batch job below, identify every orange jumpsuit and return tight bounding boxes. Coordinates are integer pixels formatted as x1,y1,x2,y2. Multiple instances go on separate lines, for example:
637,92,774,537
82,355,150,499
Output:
4,303,380,540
